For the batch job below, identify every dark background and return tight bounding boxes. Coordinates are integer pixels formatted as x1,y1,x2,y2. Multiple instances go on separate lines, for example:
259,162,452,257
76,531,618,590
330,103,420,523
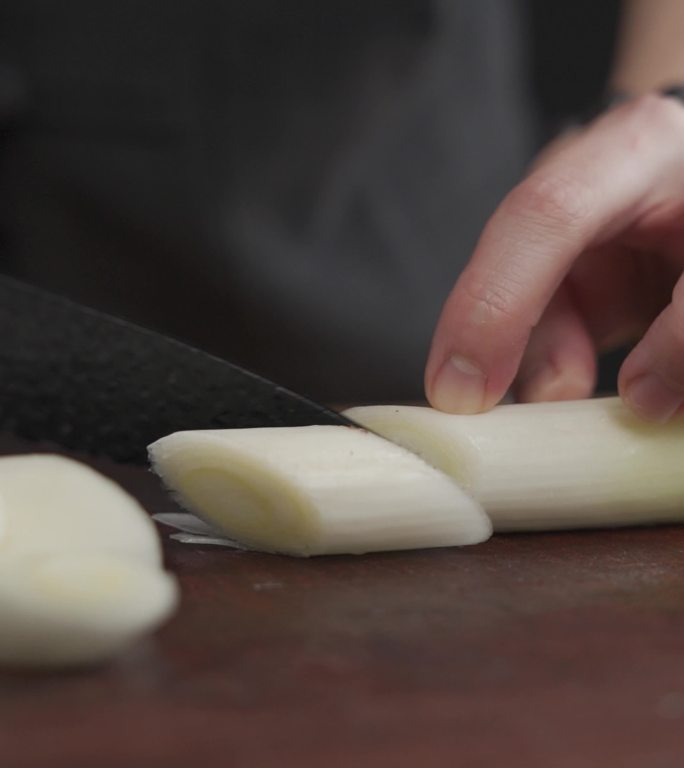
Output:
526,0,622,137
0,1,627,397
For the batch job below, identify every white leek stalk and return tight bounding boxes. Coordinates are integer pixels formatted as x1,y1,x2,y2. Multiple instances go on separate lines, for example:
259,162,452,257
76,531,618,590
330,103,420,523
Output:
345,397,684,531
148,425,491,556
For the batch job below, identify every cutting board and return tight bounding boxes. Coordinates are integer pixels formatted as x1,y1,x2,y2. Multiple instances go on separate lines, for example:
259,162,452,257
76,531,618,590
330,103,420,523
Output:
1,434,684,768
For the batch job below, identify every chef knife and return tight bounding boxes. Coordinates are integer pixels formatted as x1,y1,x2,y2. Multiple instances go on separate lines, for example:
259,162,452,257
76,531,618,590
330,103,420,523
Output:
0,275,355,463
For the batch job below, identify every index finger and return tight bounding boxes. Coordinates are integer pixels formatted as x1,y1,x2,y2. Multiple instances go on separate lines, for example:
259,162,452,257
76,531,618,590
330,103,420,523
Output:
425,95,684,414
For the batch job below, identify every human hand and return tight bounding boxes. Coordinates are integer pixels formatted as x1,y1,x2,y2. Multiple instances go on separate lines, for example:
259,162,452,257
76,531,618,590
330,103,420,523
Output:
425,94,684,423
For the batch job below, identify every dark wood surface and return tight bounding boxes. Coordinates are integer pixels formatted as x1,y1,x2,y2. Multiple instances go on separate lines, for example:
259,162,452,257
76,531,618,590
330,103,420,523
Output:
2,438,684,768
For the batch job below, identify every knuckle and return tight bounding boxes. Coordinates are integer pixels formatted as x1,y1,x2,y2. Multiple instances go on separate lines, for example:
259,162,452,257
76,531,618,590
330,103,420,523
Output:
503,172,592,231
614,93,684,146
622,93,669,122
460,273,525,329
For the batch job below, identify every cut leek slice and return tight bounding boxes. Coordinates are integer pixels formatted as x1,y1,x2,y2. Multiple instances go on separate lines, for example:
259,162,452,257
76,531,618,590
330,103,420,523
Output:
0,454,161,566
148,425,491,556
345,397,684,531
0,552,178,667
0,454,178,668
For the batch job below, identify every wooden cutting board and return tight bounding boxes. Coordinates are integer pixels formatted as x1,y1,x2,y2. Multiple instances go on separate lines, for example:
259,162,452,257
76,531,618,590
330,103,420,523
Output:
1,435,684,768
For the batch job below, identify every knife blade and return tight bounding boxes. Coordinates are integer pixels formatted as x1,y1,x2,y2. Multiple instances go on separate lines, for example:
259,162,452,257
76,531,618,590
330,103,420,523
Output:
0,275,355,463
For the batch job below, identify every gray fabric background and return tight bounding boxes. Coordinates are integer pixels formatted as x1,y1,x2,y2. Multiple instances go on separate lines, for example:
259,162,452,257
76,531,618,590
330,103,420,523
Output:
0,1,533,401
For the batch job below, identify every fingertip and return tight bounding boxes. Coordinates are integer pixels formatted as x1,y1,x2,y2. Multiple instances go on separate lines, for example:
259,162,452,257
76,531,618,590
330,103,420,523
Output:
427,354,488,414
617,305,684,423
620,372,683,423
425,291,528,414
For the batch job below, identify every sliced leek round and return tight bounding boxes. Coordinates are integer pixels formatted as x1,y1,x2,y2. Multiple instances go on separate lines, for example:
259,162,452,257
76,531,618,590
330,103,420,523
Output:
345,397,684,531
149,425,491,556
0,552,178,667
0,454,179,668
0,454,162,566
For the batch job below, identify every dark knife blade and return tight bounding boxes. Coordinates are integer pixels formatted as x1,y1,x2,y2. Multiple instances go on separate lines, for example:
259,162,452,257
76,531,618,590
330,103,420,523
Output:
0,275,356,463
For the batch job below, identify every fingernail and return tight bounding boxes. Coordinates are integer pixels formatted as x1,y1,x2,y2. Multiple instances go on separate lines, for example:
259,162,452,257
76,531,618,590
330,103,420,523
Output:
432,354,486,414
624,373,683,423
